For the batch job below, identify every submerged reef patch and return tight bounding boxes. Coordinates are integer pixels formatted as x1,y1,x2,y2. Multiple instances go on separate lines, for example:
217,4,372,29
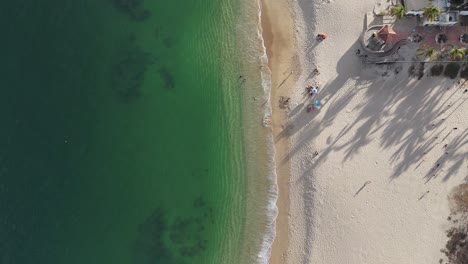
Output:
134,196,215,263
112,0,151,21
110,48,155,102
158,66,175,89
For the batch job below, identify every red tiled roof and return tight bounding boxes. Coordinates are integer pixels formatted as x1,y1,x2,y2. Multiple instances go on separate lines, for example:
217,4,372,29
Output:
377,25,397,42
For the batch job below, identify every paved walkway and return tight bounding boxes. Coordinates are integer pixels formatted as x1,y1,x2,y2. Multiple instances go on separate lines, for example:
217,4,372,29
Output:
389,26,468,50
362,17,468,61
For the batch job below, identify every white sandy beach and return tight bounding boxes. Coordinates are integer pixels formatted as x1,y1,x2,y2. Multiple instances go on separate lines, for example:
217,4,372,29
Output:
265,0,468,263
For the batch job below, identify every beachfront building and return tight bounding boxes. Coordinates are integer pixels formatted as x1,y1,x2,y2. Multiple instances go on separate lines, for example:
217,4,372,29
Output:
361,0,468,63
404,0,462,26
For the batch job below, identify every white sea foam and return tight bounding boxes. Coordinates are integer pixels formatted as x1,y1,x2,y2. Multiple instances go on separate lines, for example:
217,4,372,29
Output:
253,0,279,263
234,0,279,262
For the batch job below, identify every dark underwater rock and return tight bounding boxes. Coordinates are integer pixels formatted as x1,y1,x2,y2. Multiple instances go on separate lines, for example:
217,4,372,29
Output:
169,216,207,258
111,49,155,102
134,199,214,263
193,196,206,208
163,37,174,48
130,8,151,21
112,0,151,22
158,67,175,89
133,207,180,264
113,0,142,13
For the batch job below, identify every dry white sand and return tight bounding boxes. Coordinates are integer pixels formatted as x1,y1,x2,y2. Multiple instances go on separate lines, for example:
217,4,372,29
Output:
267,0,468,263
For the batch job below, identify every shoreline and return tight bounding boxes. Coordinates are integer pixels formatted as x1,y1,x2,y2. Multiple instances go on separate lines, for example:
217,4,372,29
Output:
260,0,297,263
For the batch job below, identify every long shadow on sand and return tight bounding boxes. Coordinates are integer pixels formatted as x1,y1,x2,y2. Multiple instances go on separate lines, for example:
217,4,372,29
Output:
286,50,467,178
284,41,468,178
280,11,468,263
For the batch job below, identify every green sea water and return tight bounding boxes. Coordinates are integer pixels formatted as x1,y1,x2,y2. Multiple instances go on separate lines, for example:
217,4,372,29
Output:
0,1,249,263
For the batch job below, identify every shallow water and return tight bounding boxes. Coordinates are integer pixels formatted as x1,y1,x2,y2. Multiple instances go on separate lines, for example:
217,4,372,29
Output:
0,1,252,263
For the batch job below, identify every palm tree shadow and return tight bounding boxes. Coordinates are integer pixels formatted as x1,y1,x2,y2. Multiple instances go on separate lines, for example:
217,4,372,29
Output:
290,41,465,182
279,39,371,163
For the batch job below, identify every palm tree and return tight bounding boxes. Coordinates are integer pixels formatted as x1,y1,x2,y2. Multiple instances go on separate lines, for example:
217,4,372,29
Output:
422,3,441,22
449,46,466,61
417,45,438,60
391,5,406,18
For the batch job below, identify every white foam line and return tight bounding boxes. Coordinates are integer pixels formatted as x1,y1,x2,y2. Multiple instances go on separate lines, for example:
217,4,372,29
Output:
255,0,279,263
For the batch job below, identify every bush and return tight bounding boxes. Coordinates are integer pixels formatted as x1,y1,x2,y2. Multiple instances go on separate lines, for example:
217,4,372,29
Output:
460,65,468,79
408,64,416,76
391,5,406,18
418,62,425,80
431,64,444,76
444,63,460,79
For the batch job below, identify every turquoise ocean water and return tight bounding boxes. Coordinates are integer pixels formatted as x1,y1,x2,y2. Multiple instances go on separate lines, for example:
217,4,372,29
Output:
0,0,277,263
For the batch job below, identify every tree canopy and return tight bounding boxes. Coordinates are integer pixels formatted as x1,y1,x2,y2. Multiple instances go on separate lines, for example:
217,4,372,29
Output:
391,5,406,18
423,3,441,22
417,45,438,61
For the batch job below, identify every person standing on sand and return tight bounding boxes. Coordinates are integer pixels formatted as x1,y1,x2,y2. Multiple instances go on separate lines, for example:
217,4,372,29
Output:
310,87,318,96
317,33,326,41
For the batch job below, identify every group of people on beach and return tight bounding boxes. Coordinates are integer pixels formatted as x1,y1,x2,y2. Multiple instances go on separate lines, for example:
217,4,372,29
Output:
305,83,321,112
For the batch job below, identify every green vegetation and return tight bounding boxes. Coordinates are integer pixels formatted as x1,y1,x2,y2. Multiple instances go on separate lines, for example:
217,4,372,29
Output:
452,0,465,8
408,62,425,80
417,45,438,61
449,46,466,61
444,63,461,79
430,64,444,76
391,5,406,18
422,2,441,22
461,65,468,78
